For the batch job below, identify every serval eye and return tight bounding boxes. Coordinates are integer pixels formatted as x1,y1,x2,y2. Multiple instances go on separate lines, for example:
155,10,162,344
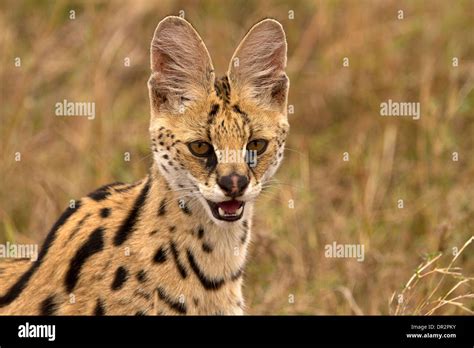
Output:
247,139,268,155
188,141,213,157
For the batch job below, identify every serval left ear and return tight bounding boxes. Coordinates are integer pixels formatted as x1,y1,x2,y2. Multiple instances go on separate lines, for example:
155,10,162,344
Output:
227,18,289,112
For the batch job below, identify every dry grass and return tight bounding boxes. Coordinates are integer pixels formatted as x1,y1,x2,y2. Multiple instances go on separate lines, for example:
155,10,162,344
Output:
0,0,473,314
391,236,473,315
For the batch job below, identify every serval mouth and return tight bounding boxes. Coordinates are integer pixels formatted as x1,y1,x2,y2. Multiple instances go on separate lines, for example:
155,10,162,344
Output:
206,199,245,222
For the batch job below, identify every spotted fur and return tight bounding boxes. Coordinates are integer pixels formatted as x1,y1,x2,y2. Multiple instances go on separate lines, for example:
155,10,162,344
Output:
0,16,289,315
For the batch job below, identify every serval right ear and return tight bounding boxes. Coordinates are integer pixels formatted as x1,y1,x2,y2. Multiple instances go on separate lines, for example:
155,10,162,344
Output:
148,16,215,116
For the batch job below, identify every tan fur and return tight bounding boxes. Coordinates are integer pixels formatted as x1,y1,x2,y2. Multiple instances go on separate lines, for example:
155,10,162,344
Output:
0,16,289,315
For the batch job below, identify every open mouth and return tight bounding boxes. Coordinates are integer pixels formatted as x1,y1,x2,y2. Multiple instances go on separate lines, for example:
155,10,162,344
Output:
206,199,245,222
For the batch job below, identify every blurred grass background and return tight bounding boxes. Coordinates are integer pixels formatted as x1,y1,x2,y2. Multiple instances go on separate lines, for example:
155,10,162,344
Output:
0,0,473,314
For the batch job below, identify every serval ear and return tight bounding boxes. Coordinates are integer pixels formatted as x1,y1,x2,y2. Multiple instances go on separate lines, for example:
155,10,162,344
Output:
228,18,289,112
148,16,215,115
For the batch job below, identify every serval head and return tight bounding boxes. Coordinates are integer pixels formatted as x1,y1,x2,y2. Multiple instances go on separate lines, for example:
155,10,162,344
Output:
148,16,289,226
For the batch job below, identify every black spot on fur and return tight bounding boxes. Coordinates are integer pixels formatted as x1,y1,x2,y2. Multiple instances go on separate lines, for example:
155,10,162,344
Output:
186,249,225,291
241,221,249,244
202,243,213,253
100,207,111,218
40,295,57,315
241,230,248,244
214,76,231,104
170,242,187,279
197,227,205,239
114,181,142,193
178,200,192,215
153,247,168,264
232,104,250,123
111,266,129,291
113,177,151,246
88,182,123,201
65,226,104,293
0,201,82,307
136,270,148,283
209,103,220,117
231,267,244,281
158,198,167,216
233,104,244,114
94,298,106,315
169,226,176,233
157,287,187,314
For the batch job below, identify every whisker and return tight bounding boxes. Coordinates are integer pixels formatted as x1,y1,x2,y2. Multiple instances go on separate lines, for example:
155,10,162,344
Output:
284,147,305,156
